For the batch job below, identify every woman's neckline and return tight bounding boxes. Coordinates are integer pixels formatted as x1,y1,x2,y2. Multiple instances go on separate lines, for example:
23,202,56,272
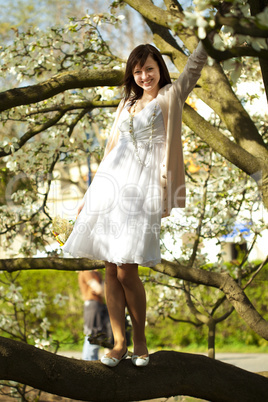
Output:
127,98,156,117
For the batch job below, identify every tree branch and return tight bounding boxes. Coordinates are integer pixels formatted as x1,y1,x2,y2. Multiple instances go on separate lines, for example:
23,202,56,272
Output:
202,41,268,62
215,306,235,324
123,0,174,30
163,0,183,13
42,108,91,219
0,99,120,157
0,110,66,157
215,14,268,38
141,3,198,53
154,259,268,341
0,258,105,272
248,0,268,15
0,337,268,402
26,99,120,115
167,315,203,327
184,283,209,324
188,150,212,266
182,103,262,177
0,68,124,112
242,254,268,290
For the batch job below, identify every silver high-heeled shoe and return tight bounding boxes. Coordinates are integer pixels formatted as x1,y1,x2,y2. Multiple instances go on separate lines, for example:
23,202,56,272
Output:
100,350,128,367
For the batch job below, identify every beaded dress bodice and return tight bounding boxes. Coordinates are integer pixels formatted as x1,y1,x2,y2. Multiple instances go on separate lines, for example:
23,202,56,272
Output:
118,99,165,145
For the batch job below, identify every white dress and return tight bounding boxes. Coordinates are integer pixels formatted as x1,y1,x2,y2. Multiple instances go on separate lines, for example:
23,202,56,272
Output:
63,99,166,267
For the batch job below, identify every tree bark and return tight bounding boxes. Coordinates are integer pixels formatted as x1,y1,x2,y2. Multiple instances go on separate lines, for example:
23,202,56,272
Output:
0,68,124,112
0,257,105,272
182,103,262,177
0,336,268,402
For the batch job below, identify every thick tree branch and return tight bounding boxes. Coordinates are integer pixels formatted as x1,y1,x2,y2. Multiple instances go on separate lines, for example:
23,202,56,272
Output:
0,68,124,113
182,103,262,177
248,0,268,14
123,0,175,30
0,337,268,402
215,15,268,38
130,0,198,52
183,102,268,209
202,41,268,62
0,257,105,272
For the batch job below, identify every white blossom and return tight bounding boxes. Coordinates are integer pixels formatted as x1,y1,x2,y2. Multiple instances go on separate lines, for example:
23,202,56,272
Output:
251,38,268,51
7,284,24,304
35,338,50,350
213,34,225,51
40,317,51,332
53,293,69,307
256,7,268,28
96,86,117,100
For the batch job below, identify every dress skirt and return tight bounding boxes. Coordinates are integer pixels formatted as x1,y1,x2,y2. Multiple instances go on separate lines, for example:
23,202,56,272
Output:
63,99,165,267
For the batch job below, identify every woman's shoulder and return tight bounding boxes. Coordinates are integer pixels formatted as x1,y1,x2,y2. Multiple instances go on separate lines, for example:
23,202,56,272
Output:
157,83,174,101
158,83,172,94
119,98,133,110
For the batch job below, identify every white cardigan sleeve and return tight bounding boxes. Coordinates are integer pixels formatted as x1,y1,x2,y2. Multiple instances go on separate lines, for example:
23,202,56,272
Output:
173,42,208,102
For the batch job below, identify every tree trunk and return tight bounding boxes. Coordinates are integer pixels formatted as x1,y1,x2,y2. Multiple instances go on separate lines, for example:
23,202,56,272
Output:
0,336,268,402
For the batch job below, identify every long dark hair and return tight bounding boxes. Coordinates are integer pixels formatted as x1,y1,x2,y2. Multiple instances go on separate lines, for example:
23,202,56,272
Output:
123,44,171,105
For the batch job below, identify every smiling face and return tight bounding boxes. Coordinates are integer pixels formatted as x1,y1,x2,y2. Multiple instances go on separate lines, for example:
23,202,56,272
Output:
133,55,161,97
123,44,171,102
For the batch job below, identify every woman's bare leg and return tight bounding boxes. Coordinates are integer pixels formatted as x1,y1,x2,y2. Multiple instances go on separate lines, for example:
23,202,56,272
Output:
117,263,148,356
104,261,127,359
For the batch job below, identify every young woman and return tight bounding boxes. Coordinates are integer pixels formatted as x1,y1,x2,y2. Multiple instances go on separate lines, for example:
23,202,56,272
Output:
63,41,208,367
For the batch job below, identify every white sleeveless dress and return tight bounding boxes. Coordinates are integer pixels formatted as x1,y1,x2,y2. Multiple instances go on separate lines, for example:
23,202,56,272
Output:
63,99,166,267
